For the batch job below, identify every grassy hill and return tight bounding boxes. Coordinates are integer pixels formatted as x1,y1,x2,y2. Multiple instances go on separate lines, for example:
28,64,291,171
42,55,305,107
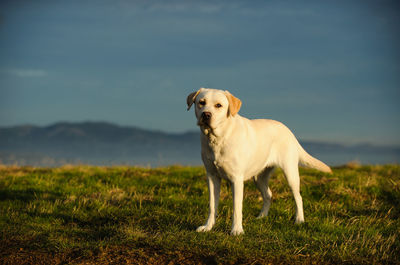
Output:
0,164,399,264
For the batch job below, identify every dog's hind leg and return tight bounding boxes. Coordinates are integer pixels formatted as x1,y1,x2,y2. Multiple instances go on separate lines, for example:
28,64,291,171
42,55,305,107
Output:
282,163,304,223
254,167,274,218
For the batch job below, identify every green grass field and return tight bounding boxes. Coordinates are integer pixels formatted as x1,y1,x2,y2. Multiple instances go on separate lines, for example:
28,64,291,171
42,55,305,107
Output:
0,164,399,264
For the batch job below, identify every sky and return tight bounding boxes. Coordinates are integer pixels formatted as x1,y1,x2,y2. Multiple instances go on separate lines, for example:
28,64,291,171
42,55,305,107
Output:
0,0,399,145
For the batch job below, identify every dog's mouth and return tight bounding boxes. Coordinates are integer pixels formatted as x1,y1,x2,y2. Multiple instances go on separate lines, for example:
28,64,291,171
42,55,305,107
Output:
197,119,214,136
197,119,210,127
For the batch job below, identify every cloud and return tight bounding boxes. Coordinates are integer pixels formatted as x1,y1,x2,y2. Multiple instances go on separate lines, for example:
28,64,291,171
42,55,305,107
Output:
114,0,243,15
2,69,48,78
120,0,316,17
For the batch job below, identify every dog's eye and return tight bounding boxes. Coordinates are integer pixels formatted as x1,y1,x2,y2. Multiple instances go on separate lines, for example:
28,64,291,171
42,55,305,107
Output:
199,101,206,106
215,103,222,108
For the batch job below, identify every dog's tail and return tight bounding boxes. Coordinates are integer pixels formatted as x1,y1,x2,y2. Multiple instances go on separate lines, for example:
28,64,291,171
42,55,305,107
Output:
298,144,332,173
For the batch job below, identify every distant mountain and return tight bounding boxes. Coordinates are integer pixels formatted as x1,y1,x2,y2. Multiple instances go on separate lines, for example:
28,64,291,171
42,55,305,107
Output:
0,122,399,166
0,122,200,166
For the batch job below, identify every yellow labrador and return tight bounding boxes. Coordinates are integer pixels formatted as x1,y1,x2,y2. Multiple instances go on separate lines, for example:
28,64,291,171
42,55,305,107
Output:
187,88,331,235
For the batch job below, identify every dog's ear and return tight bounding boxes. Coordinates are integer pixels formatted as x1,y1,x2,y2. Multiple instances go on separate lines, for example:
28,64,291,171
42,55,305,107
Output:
225,90,242,116
186,89,202,111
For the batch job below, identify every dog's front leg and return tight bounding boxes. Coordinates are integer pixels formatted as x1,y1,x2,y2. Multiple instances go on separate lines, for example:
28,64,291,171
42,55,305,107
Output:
231,180,244,235
197,174,221,232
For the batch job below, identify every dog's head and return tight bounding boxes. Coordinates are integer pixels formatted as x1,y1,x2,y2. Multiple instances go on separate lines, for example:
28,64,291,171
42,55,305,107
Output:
187,88,241,130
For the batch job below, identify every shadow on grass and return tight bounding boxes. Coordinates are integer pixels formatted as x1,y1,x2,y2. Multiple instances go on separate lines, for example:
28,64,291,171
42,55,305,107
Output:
2,192,199,247
0,188,63,203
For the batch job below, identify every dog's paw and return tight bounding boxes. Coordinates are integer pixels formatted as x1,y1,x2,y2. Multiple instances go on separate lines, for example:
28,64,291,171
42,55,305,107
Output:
196,225,213,232
257,212,268,219
230,227,244,236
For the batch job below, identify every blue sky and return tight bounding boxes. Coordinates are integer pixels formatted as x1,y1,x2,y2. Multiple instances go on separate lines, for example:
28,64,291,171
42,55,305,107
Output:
0,0,399,145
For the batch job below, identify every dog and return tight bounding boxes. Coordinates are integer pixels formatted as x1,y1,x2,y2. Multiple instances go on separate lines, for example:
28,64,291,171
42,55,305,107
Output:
187,88,332,235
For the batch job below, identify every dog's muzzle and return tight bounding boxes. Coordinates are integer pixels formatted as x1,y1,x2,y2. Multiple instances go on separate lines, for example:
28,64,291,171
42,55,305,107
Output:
200,112,212,125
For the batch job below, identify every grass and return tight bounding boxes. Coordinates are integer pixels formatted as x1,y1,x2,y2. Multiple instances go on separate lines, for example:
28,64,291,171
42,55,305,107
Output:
0,164,399,264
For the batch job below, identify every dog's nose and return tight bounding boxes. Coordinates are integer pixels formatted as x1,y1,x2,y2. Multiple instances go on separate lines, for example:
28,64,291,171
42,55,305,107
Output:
201,112,212,121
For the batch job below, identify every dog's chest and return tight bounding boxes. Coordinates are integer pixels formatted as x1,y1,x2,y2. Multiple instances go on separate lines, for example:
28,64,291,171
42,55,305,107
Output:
202,136,236,179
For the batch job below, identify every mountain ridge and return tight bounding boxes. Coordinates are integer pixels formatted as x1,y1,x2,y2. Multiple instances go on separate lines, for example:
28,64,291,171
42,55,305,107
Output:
1,121,399,166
